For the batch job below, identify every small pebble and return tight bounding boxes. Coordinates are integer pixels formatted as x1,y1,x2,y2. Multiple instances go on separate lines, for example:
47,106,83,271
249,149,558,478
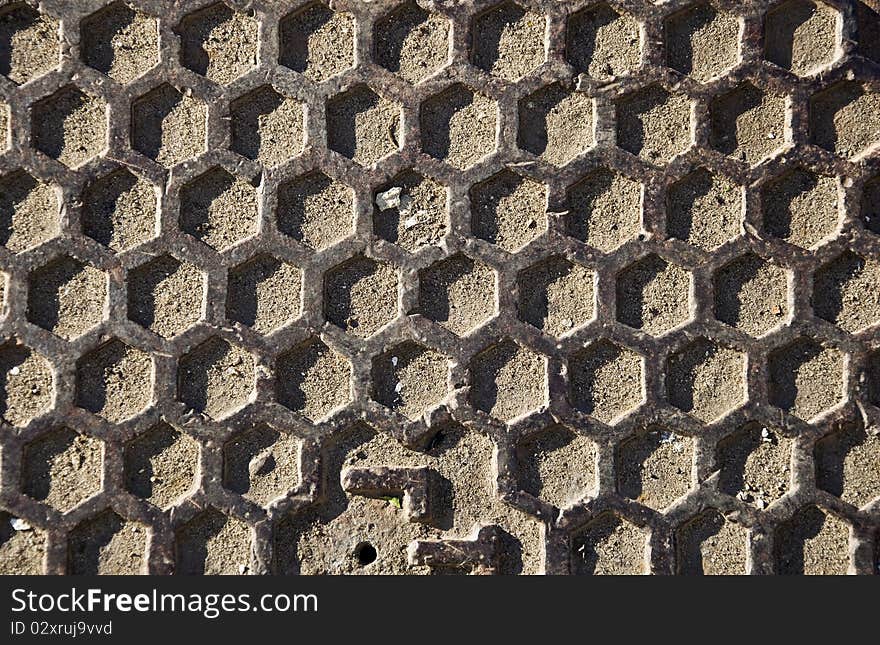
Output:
11,518,30,531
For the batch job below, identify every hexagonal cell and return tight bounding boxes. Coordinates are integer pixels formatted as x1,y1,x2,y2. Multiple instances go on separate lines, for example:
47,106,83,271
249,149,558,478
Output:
226,255,302,334
469,339,547,422
178,2,257,85
279,3,354,81
230,86,304,168
27,257,107,340
326,85,401,166
81,1,158,84
664,3,739,82
370,342,449,420
375,2,449,84
615,85,691,164
323,256,399,338
775,506,849,575
0,342,52,427
177,337,255,419
516,425,596,508
31,86,107,168
0,510,45,574
815,423,880,508
714,253,789,336
675,511,747,575
131,84,207,167
617,428,693,511
124,423,199,509
571,512,645,575
761,168,839,248
75,339,153,423
176,508,251,575
856,1,880,64
517,257,594,337
565,3,640,80
810,81,880,160
223,426,300,506
866,349,880,407
764,0,839,76
22,428,103,513
276,338,351,421
420,84,497,169
0,3,59,85
666,339,746,423
517,83,593,166
278,172,354,251
667,168,741,251
566,169,642,252
0,170,59,253
417,253,496,336
127,255,204,338
616,254,691,336
68,511,146,575
0,101,8,152
81,168,156,252
813,251,880,333
862,174,880,235
717,424,793,508
709,83,787,165
470,171,547,253
179,168,257,252
373,171,447,252
471,2,544,81
768,338,844,421
569,340,643,424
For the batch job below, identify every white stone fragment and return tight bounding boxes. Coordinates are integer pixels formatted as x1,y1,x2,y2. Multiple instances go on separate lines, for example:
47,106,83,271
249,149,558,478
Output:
376,187,402,211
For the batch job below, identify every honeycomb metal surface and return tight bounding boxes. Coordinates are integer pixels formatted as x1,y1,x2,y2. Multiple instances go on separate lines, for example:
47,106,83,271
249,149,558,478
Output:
0,0,878,575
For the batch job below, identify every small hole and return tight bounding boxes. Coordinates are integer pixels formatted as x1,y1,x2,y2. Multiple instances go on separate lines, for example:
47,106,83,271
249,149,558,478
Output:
355,542,377,566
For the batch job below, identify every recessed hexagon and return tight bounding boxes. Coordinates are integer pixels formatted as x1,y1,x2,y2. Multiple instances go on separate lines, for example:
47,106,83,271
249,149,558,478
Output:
177,337,255,420
616,254,692,336
566,169,642,252
68,511,146,575
179,168,257,252
373,170,448,252
569,340,644,424
176,508,251,575
665,3,740,82
866,349,880,408
856,1,880,64
775,506,849,575
764,0,839,76
717,424,792,508
276,337,352,421
815,423,880,508
714,253,789,336
469,339,547,422
326,85,401,166
517,83,593,166
675,510,747,575
768,338,844,421
27,257,107,340
0,510,45,574
667,168,741,251
470,171,547,252
862,174,880,235
278,171,354,251
516,425,596,508
615,84,692,164
810,81,880,160
370,341,449,420
517,256,594,337
0,3,59,85
323,256,399,338
81,168,156,252
761,167,839,249
417,253,496,336
565,4,640,80
127,255,204,338
0,170,59,253
279,3,354,81
226,255,302,334
617,428,693,511
813,251,880,333
124,423,199,509
230,86,304,168
31,86,107,168
177,2,257,85
571,512,646,575
420,84,497,169
131,84,207,167
75,339,153,423
223,425,300,506
0,342,52,427
709,82,787,165
666,338,746,423
22,428,103,513
81,1,158,84
375,2,450,84
471,2,545,81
